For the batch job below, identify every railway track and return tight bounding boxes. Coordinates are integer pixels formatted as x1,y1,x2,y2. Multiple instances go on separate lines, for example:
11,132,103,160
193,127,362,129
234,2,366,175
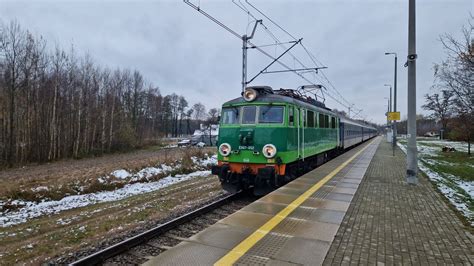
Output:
69,192,253,265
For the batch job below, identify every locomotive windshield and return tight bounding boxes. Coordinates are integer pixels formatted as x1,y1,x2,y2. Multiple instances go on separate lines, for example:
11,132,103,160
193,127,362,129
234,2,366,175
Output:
259,106,284,123
242,106,257,124
222,105,284,125
222,107,240,124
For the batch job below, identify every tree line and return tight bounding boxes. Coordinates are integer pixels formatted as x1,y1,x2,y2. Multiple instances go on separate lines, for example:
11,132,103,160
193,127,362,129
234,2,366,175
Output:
0,20,218,166
421,15,473,155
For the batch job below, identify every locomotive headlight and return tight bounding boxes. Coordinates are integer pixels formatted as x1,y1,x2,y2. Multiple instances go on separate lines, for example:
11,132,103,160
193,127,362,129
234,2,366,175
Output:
243,88,258,102
219,143,231,157
262,144,277,158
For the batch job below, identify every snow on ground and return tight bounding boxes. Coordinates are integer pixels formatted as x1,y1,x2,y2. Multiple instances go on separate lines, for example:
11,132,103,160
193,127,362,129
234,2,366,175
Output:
129,164,173,182
397,140,473,225
30,186,49,192
417,138,469,153
193,154,217,167
111,169,131,179
164,144,178,149
0,154,218,228
0,170,211,228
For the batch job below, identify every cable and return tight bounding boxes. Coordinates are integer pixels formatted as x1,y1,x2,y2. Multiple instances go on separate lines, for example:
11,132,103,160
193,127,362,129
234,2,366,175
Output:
243,0,362,117
245,0,298,41
234,0,330,95
187,0,366,120
232,0,258,21
184,0,242,39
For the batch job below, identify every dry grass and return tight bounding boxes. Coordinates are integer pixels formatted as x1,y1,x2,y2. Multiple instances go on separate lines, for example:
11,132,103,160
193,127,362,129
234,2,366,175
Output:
0,175,224,266
0,147,215,204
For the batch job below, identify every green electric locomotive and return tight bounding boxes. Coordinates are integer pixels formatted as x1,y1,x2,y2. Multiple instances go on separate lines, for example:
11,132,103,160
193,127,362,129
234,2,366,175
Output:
211,86,376,195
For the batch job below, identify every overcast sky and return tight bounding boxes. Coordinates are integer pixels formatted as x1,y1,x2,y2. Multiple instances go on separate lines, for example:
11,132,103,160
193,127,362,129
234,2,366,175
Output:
1,0,472,124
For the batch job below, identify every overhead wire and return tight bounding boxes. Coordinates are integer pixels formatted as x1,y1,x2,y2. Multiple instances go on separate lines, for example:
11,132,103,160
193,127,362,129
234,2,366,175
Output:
239,2,354,112
243,0,364,117
302,46,353,107
187,0,366,119
247,41,340,106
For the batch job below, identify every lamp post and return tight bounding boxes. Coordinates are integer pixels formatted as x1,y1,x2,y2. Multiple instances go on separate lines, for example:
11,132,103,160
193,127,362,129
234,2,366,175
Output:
385,84,394,154
405,0,418,184
384,84,392,113
385,52,398,155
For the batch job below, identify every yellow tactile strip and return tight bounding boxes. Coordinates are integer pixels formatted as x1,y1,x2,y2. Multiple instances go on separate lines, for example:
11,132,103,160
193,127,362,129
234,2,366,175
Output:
214,138,376,266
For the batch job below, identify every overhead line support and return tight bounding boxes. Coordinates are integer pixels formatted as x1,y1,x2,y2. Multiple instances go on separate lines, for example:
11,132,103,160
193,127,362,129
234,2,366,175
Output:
246,38,302,84
242,20,262,93
185,0,362,117
262,66,327,74
183,0,242,39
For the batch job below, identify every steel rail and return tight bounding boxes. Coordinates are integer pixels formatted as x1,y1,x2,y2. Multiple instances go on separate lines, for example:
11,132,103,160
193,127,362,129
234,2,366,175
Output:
69,192,242,266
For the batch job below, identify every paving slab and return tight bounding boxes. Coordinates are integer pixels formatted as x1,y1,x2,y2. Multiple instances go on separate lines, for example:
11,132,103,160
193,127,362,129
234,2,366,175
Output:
142,241,228,266
143,138,380,266
323,139,474,265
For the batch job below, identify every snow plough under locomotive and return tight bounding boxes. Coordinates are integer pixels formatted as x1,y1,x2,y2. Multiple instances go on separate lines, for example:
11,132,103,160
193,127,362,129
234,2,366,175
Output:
211,86,377,195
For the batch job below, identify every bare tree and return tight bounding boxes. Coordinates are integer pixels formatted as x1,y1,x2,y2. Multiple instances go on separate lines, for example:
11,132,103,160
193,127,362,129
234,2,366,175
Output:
185,109,194,134
207,108,219,124
0,21,25,166
422,90,453,137
0,20,220,166
177,96,188,137
433,15,473,154
192,103,206,122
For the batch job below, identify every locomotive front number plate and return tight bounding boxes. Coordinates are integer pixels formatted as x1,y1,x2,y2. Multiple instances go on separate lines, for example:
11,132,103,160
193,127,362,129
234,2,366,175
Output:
239,146,255,150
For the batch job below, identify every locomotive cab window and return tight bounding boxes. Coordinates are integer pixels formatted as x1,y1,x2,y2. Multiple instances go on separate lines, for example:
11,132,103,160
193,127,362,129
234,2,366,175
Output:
222,107,240,125
259,106,284,124
242,106,257,124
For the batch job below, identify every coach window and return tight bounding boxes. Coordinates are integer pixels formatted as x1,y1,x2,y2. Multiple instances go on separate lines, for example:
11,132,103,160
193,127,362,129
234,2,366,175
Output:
331,117,336,128
259,106,284,124
242,106,256,124
319,113,324,128
307,110,315,127
325,115,329,128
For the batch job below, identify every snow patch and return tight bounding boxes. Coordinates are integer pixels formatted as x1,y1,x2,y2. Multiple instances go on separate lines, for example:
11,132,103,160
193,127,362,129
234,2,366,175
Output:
111,169,131,179
417,163,472,224
164,144,178,149
31,186,49,192
0,170,211,228
397,141,473,225
199,154,218,167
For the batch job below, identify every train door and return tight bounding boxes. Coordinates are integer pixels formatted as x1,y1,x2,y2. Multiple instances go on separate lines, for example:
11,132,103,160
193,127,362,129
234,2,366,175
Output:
301,109,305,160
338,119,343,148
296,108,300,159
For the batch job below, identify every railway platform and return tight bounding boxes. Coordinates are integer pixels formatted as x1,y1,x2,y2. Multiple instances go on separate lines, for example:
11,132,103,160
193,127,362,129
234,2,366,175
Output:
143,137,473,265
